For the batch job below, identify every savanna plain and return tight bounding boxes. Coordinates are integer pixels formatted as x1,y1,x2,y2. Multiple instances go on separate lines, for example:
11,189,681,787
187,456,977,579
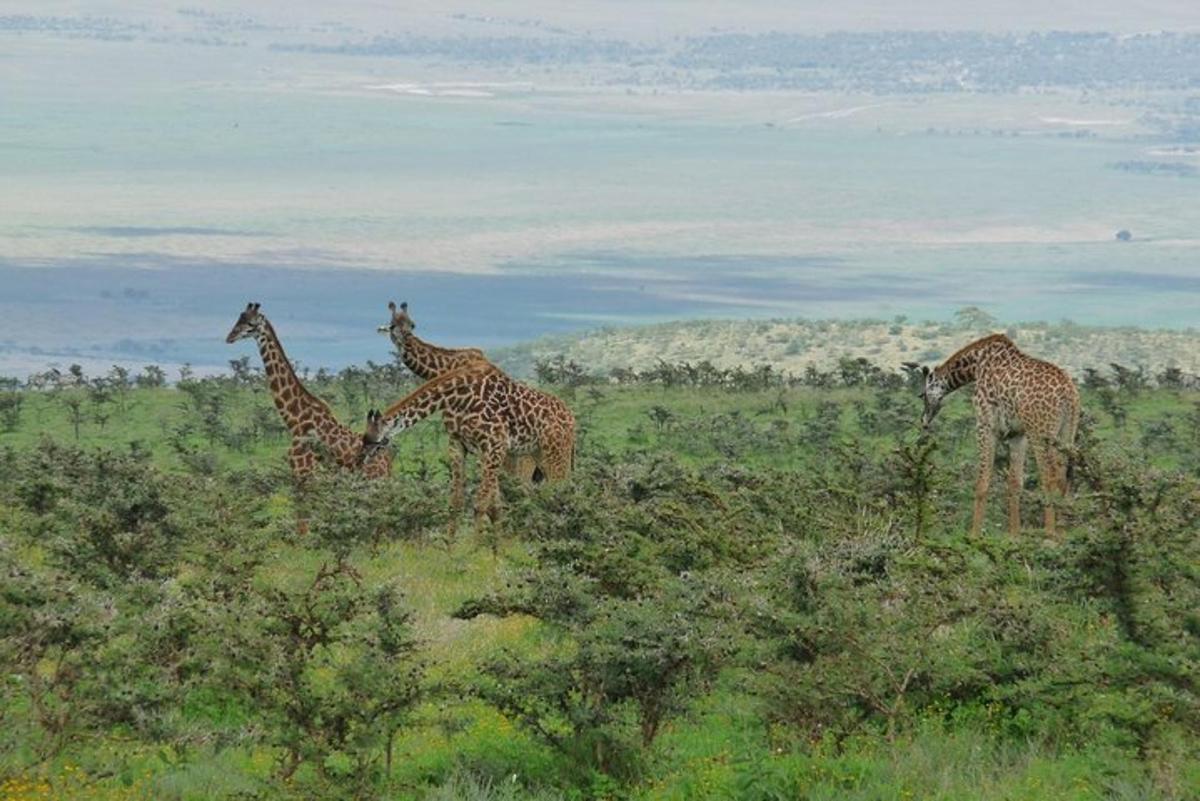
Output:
1,336,1197,800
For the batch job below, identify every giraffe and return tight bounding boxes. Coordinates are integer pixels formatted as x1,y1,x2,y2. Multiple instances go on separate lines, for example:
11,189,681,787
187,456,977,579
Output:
914,333,1080,537
225,302,391,480
377,299,539,482
358,361,575,536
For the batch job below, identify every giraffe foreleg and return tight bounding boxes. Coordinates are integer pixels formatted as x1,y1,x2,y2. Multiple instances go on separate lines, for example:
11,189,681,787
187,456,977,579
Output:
1006,434,1028,535
447,439,467,542
288,439,318,535
473,445,506,536
971,415,996,536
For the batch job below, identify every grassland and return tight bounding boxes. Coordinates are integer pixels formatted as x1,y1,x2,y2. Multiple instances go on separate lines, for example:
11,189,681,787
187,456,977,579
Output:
1,355,1198,800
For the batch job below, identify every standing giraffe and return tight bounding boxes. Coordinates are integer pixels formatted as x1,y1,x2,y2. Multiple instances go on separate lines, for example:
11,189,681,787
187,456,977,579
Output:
358,361,575,536
377,299,539,481
915,333,1079,536
225,302,391,480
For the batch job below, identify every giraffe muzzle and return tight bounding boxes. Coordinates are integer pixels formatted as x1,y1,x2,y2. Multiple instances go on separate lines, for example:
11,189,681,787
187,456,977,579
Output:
358,436,390,464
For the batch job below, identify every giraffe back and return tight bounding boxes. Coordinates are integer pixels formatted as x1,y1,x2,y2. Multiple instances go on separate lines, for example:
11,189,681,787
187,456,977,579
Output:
975,340,1079,446
375,362,576,480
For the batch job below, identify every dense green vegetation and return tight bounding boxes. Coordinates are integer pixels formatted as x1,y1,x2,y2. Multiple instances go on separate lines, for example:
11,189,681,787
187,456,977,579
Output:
1,357,1198,800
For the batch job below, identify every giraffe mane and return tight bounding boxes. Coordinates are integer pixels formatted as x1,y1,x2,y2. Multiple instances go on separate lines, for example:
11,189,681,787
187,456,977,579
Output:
259,317,340,419
940,332,1017,367
379,364,493,419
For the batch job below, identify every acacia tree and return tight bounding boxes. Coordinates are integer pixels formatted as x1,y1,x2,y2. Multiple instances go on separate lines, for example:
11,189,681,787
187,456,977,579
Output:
107,366,132,412
61,395,85,440
209,556,424,787
0,391,23,433
457,455,744,777
136,364,167,389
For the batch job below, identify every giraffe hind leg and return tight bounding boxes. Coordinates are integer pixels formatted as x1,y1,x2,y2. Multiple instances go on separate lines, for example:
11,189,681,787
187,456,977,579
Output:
538,430,574,483
1006,434,1028,535
506,453,539,484
1032,442,1062,537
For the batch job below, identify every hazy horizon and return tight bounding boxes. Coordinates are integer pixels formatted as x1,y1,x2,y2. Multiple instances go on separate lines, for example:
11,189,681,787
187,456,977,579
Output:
13,1,1200,36
3,2,1200,376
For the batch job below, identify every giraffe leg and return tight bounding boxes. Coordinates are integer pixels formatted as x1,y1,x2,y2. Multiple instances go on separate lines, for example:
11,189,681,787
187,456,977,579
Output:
447,439,467,542
505,452,539,484
1006,434,1028,535
288,440,317,535
539,433,573,482
971,416,996,536
473,445,506,536
1032,442,1061,537
1054,442,1071,530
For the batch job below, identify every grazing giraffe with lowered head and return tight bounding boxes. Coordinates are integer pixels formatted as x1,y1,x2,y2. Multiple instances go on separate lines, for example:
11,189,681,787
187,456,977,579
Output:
226,302,391,480
358,361,575,537
377,299,539,481
914,333,1079,537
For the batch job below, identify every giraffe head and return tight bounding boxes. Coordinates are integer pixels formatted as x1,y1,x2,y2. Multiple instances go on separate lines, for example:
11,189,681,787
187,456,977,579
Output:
225,302,265,344
379,301,415,346
918,365,950,428
358,408,391,465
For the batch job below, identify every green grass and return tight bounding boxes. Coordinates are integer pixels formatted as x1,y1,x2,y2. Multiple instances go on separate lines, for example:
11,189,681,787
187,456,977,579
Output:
2,377,1197,800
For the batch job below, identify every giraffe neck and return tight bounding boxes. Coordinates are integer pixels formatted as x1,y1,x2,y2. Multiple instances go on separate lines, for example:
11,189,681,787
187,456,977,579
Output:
254,320,334,436
377,368,483,440
395,332,461,380
381,380,452,433
934,334,1016,393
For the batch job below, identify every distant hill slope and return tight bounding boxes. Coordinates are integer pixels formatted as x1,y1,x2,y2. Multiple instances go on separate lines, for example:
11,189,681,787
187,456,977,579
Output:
492,316,1200,379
